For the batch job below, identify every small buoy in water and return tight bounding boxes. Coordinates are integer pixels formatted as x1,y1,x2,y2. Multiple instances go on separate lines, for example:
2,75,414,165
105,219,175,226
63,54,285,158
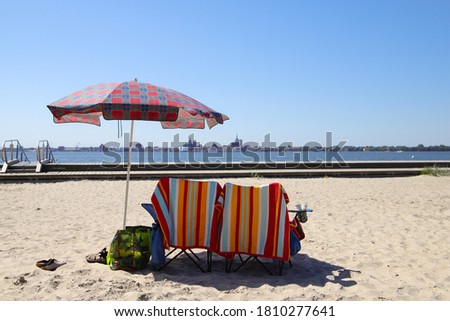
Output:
411,155,415,159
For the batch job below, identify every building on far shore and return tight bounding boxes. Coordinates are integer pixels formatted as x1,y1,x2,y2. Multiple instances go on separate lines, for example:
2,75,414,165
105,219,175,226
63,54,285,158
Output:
181,136,202,151
229,134,243,150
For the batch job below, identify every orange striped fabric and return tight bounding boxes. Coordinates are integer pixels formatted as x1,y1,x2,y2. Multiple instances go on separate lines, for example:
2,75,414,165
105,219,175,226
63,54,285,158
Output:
151,178,223,251
218,182,291,261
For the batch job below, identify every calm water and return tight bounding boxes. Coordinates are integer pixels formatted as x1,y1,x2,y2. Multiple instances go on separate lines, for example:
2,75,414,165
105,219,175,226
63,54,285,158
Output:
2,150,450,164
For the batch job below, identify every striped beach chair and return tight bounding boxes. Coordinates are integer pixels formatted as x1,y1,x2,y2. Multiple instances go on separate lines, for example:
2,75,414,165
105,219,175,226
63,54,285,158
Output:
218,182,291,275
143,177,223,272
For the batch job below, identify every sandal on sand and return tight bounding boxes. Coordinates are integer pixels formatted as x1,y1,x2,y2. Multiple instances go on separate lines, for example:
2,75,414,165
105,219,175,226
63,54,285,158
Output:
86,247,108,264
36,258,66,271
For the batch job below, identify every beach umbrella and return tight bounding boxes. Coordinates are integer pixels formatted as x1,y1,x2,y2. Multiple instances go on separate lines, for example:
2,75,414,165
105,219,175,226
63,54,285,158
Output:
47,80,229,228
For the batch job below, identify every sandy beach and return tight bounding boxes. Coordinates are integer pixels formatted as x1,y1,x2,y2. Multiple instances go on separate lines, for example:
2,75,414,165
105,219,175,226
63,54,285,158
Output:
1,175,449,301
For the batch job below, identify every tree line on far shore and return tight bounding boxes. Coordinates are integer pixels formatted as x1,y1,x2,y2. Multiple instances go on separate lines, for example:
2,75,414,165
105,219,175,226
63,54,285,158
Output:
339,144,450,152
45,144,450,152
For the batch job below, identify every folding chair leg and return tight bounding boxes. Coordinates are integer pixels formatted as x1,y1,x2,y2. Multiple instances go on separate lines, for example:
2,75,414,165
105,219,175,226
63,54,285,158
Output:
183,250,206,273
188,249,201,261
233,255,253,273
225,259,233,273
254,257,274,275
157,248,211,273
164,248,177,258
157,249,185,271
207,250,212,272
232,256,278,275
277,261,284,275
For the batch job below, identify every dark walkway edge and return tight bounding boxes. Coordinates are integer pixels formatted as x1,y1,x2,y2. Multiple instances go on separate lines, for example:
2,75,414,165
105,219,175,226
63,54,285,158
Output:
0,168,433,181
1,161,448,181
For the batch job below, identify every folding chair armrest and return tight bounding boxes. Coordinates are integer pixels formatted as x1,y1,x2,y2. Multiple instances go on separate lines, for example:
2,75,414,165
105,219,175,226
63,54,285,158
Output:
141,203,158,221
288,208,313,223
288,208,313,214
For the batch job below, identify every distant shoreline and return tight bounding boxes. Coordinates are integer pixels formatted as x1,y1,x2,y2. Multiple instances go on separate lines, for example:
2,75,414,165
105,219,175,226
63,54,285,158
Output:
13,146,450,153
2,150,450,165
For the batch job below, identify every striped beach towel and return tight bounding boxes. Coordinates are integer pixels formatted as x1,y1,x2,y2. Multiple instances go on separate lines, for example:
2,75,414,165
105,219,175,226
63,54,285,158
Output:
150,178,223,251
218,182,291,261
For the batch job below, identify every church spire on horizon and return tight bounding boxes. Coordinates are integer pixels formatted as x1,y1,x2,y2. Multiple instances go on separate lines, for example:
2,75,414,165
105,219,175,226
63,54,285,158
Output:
231,134,242,148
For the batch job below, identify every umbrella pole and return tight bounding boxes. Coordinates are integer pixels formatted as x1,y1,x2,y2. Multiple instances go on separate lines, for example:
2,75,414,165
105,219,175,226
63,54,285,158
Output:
123,120,134,229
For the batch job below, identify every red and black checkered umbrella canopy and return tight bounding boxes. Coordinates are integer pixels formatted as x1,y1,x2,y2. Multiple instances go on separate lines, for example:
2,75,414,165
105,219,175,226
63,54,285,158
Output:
47,80,229,129
47,80,229,229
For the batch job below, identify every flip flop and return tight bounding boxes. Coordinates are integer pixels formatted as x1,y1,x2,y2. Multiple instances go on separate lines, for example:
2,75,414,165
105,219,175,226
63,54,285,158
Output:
36,258,66,271
36,259,53,268
86,247,107,264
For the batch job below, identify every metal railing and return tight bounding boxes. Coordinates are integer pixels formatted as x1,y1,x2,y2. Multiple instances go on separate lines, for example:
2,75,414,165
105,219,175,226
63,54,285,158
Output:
37,140,55,164
35,140,56,172
1,140,30,164
1,140,30,173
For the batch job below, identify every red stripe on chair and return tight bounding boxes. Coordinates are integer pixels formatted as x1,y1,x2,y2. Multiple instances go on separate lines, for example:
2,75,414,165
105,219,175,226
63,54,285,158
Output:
151,178,171,249
264,184,277,256
234,186,242,252
180,180,189,248
194,182,203,246
247,186,254,254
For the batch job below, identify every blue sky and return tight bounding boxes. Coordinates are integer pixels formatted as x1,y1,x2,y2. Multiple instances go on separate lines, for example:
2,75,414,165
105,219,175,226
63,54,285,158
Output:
0,0,449,148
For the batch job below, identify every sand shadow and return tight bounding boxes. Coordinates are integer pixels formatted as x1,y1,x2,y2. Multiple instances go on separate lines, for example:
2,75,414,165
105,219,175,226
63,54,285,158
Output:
148,252,359,291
